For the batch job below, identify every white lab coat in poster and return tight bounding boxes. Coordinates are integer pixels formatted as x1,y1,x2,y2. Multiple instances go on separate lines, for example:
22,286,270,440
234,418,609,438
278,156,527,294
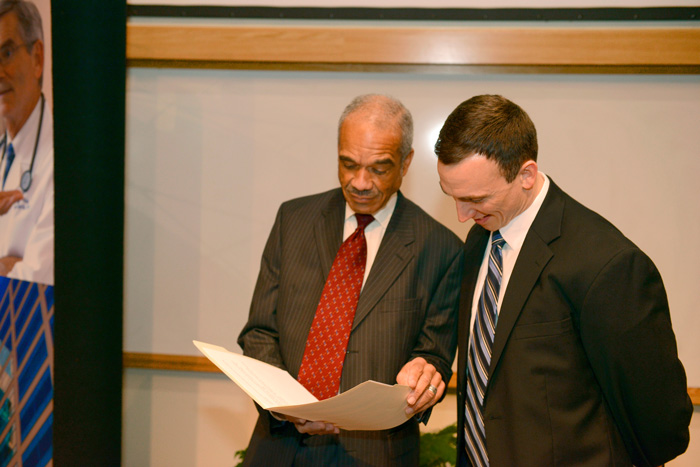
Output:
0,98,54,285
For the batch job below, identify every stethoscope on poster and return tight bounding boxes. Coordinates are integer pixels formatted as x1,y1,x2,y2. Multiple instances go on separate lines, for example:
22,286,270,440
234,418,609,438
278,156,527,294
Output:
0,93,45,193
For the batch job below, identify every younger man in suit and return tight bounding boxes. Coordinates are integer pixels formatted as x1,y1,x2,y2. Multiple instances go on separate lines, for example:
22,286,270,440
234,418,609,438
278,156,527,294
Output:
436,94,692,467
238,94,463,466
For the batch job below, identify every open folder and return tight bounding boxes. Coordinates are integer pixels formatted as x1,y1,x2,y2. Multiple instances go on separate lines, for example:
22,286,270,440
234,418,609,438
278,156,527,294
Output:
193,340,412,431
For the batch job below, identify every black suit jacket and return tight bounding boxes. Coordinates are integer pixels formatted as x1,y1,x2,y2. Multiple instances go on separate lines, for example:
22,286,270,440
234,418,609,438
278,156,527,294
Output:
456,180,692,466
239,188,463,466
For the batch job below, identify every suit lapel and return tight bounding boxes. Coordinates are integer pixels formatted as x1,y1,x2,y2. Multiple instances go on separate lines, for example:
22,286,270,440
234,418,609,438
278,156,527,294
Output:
314,190,345,283
488,181,565,380
352,193,415,331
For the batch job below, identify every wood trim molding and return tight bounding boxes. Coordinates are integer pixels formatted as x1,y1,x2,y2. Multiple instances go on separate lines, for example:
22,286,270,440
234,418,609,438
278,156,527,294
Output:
124,352,700,405
124,351,219,373
126,24,700,70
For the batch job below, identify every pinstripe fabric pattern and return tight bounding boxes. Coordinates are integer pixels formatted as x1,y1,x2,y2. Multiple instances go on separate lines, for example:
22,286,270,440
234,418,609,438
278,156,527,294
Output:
464,231,505,467
238,188,464,467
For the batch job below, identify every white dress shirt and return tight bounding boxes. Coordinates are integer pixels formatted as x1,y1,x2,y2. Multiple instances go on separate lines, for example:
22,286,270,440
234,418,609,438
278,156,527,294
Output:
343,192,397,288
469,174,550,340
0,97,54,285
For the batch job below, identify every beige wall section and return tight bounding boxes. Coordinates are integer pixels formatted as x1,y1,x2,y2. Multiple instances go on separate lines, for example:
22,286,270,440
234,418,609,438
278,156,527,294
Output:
124,68,700,378
123,370,259,466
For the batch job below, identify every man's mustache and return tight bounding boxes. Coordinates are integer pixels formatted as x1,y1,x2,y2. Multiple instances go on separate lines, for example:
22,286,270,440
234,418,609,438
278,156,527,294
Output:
345,186,377,197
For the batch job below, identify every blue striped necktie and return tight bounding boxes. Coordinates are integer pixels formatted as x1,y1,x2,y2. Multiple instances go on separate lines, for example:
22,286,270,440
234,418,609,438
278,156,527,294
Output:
465,230,506,467
2,143,15,190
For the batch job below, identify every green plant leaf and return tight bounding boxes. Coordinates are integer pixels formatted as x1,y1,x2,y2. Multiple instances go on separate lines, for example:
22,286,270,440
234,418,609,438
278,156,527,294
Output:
419,423,457,467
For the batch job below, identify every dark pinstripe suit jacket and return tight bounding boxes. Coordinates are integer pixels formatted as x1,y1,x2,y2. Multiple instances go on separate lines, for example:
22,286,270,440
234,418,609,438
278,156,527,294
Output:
238,188,463,466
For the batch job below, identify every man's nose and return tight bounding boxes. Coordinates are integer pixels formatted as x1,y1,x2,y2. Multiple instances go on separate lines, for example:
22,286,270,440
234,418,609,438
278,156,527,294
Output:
456,201,475,223
352,169,373,191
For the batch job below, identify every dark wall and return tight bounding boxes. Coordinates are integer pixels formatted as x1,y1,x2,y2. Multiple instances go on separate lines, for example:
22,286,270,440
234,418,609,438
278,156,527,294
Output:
52,1,125,464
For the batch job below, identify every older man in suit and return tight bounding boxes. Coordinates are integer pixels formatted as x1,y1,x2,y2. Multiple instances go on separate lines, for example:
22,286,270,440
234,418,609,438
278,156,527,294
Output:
436,94,692,467
238,94,463,466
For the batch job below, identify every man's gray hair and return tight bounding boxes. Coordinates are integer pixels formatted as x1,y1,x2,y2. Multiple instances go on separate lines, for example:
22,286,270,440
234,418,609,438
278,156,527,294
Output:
0,0,44,47
338,94,413,161
0,0,43,86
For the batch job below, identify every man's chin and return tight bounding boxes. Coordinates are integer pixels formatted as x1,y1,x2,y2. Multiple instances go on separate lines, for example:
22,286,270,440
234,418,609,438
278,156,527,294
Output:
346,199,381,215
342,191,379,214
350,205,378,215
0,100,11,118
474,216,500,231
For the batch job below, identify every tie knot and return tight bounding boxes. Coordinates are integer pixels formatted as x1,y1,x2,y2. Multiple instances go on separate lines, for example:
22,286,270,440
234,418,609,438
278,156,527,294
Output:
491,230,506,249
355,213,374,231
7,143,15,161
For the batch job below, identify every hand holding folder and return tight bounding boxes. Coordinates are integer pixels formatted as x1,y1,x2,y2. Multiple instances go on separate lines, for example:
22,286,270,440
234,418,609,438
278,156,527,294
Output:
194,340,412,431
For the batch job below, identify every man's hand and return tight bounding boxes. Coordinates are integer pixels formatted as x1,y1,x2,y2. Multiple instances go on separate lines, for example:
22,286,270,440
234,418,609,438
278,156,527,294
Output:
275,413,340,436
396,357,445,416
0,190,23,215
0,256,21,276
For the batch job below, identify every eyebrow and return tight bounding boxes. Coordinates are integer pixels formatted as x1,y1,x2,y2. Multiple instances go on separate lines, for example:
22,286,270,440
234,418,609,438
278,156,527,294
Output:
373,158,395,167
458,195,487,203
438,181,487,202
339,155,395,167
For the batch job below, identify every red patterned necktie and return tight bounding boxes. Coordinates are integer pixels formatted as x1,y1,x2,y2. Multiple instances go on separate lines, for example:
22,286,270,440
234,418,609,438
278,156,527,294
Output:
297,213,374,400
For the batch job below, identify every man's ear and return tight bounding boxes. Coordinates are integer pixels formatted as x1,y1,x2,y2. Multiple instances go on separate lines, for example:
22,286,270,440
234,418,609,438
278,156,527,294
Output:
32,39,44,81
519,160,538,190
401,149,415,176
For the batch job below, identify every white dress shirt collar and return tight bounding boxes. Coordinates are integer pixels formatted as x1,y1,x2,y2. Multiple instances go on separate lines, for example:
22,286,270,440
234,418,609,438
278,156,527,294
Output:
342,192,398,287
498,173,550,250
343,191,397,234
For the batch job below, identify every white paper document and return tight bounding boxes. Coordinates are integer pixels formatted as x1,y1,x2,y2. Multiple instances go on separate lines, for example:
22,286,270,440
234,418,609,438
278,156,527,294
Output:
193,340,412,431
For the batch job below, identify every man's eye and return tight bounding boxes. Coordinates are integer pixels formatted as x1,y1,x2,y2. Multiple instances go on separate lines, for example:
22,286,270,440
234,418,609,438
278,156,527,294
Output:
370,168,386,175
0,48,12,60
